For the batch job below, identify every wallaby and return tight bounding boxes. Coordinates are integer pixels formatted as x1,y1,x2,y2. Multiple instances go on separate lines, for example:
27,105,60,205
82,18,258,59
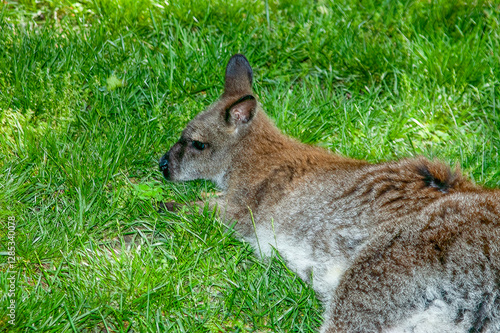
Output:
159,54,500,332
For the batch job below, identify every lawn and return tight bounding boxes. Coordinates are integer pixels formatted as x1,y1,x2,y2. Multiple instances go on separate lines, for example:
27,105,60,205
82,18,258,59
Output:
0,0,499,331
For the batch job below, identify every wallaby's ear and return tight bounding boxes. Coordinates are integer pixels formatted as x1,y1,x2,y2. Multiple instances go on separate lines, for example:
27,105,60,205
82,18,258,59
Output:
225,95,257,126
224,54,253,96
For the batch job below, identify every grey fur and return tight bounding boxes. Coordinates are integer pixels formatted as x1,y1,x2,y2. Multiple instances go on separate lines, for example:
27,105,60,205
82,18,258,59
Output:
159,54,500,332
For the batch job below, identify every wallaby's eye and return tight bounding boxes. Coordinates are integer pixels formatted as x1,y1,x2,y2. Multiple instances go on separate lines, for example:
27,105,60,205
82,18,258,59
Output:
192,141,206,150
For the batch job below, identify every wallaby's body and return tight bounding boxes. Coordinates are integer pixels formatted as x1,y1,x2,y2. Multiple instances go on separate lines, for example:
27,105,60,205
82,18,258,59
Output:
159,54,500,332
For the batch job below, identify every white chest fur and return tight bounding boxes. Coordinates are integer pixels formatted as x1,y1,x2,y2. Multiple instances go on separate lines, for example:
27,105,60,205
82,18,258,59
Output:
249,225,348,298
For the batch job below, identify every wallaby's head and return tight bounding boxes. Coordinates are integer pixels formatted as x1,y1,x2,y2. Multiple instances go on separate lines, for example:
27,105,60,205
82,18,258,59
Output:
159,54,259,188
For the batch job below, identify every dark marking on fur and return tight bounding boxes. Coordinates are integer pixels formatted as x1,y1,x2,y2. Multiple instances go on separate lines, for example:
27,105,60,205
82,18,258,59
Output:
339,184,361,199
380,195,407,208
376,184,398,197
455,308,466,324
416,163,455,193
470,294,491,333
483,239,491,262
254,165,294,209
431,240,447,265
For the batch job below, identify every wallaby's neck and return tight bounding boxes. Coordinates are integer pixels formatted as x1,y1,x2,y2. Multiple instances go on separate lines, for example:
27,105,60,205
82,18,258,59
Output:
225,111,366,193
240,111,301,163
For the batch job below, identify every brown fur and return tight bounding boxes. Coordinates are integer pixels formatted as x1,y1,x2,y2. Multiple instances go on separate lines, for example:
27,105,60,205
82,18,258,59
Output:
159,54,500,332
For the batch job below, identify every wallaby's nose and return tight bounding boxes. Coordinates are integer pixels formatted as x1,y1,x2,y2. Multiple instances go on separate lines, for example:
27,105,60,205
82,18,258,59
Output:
159,155,169,171
159,155,170,179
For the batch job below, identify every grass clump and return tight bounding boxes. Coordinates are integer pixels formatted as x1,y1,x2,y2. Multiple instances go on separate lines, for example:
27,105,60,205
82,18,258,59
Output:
1,0,499,331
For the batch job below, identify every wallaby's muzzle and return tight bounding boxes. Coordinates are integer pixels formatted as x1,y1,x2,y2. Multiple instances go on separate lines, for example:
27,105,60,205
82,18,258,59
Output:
159,154,170,179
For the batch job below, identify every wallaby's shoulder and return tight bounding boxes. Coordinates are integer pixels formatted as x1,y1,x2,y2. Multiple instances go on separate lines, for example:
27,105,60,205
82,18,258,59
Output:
329,156,489,219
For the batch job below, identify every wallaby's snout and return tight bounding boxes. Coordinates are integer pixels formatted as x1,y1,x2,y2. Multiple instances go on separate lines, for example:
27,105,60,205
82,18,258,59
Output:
159,153,170,180
159,140,185,181
159,139,188,181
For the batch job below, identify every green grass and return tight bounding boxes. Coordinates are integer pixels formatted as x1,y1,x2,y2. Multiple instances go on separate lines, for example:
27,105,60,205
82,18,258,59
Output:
1,0,500,331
